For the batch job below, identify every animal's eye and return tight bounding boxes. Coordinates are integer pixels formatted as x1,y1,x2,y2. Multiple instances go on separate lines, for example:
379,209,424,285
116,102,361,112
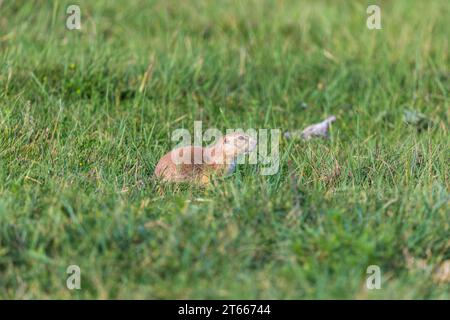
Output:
238,136,246,140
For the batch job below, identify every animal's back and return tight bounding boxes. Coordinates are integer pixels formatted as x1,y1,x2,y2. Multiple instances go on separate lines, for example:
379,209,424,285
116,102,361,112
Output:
154,146,211,183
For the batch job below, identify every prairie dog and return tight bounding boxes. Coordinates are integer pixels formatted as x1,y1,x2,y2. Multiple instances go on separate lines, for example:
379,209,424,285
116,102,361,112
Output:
154,133,257,185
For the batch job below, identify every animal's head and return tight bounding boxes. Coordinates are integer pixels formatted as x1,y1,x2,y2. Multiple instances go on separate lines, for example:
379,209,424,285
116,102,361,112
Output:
219,132,257,160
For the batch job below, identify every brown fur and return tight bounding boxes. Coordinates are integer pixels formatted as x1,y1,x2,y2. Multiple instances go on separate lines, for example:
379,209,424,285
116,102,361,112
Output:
154,133,256,185
154,146,226,184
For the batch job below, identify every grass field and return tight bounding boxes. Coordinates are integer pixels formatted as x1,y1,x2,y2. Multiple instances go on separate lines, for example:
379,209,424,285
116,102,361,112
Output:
0,0,449,299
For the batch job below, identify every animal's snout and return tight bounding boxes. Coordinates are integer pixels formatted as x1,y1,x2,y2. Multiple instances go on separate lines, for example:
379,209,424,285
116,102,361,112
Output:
246,136,258,152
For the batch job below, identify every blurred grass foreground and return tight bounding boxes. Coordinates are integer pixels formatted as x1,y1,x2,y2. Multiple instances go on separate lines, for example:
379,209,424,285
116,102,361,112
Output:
0,0,448,299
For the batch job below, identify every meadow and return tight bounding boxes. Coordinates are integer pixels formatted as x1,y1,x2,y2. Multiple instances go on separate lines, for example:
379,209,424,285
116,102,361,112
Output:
0,0,449,299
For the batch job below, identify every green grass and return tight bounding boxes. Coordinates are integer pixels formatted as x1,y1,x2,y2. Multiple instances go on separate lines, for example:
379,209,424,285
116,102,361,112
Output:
0,0,449,299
